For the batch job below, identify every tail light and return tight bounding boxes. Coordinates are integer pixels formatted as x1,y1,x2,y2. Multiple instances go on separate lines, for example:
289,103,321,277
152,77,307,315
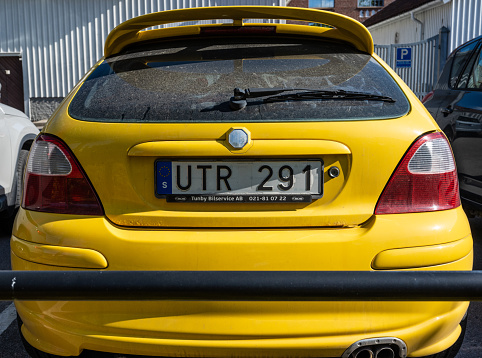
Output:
22,134,104,216
421,91,434,104
375,132,460,214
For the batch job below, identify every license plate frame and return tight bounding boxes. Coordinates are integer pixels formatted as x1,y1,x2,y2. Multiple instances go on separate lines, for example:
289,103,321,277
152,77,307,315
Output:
155,159,323,203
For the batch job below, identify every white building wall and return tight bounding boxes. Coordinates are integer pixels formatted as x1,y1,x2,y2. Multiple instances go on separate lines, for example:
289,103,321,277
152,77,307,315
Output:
0,0,286,113
451,0,482,50
368,0,482,52
369,16,419,45
368,1,452,45
422,2,452,40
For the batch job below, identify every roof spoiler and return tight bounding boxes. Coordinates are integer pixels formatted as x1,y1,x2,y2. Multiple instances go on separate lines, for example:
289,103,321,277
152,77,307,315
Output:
104,6,374,57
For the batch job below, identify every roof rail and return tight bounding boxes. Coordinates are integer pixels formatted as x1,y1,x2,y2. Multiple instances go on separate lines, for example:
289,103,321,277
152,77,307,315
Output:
104,6,374,57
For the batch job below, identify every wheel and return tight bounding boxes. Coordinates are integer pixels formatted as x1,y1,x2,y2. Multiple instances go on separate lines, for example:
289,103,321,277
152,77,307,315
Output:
420,314,467,358
17,314,68,358
15,149,29,208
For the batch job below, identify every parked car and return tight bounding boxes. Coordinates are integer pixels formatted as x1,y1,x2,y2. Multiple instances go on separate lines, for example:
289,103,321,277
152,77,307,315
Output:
423,35,482,216
12,6,472,358
0,103,38,219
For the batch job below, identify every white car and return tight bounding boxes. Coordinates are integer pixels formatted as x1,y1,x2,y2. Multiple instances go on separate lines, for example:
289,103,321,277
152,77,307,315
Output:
0,103,38,218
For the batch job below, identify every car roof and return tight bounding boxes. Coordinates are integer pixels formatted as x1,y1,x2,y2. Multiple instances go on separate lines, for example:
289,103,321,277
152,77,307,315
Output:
104,6,374,58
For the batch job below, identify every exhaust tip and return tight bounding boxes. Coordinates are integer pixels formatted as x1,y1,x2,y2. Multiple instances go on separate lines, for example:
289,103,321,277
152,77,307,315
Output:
353,348,374,358
375,346,395,358
342,337,406,358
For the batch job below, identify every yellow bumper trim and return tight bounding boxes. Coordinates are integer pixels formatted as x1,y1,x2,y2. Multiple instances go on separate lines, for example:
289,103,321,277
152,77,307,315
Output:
372,236,472,270
11,235,108,269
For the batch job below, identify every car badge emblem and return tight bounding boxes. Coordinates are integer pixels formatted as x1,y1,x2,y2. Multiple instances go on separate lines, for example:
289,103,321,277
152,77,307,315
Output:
228,129,249,149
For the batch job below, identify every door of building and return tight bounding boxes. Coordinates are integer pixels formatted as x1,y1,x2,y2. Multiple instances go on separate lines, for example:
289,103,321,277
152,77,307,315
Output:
0,55,24,112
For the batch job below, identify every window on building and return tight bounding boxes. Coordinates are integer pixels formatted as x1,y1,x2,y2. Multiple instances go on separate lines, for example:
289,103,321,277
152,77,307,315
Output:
359,10,364,18
358,0,383,7
309,0,335,8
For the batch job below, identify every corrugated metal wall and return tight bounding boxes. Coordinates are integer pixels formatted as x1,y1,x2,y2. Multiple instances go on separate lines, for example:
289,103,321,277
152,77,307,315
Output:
420,2,452,43
368,1,451,46
451,0,482,51
368,0,482,52
0,0,285,112
368,0,482,98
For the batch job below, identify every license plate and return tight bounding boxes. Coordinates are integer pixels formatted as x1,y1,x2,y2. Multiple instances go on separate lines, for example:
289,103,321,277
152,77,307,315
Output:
155,160,323,203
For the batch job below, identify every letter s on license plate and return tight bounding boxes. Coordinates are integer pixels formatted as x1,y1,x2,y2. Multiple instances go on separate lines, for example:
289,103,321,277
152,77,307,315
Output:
155,160,323,203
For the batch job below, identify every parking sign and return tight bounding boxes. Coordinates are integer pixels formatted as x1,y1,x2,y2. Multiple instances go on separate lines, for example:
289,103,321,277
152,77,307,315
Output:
396,47,412,68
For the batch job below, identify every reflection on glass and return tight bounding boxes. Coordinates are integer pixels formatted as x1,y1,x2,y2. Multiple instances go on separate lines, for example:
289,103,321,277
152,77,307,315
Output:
468,48,482,89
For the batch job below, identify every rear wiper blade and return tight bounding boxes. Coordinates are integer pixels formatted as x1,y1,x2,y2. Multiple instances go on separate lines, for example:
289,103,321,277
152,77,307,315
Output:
230,87,396,110
264,90,396,104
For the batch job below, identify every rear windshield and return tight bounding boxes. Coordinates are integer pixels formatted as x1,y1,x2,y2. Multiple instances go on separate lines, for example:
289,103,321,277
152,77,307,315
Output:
69,37,410,123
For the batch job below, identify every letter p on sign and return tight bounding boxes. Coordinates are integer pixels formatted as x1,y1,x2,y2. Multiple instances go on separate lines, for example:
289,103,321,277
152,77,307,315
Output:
396,47,412,68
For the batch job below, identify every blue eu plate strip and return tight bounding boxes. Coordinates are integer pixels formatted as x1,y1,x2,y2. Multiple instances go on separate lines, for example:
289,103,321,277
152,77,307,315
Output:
156,161,172,195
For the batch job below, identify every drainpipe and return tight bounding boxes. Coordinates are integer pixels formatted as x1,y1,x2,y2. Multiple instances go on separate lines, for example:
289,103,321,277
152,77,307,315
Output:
411,12,425,41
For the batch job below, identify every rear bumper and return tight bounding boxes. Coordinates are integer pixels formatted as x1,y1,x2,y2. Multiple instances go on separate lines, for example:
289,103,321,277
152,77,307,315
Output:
15,298,468,358
13,284,470,358
460,188,482,213
11,207,473,357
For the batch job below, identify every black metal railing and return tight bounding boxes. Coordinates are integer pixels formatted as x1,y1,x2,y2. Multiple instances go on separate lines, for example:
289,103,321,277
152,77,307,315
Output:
2,271,482,301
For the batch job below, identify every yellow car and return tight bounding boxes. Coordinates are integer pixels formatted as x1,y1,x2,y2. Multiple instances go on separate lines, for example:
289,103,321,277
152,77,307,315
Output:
12,6,472,358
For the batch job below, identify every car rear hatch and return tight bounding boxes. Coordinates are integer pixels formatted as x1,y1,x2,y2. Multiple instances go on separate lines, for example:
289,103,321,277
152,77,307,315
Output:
43,9,428,229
